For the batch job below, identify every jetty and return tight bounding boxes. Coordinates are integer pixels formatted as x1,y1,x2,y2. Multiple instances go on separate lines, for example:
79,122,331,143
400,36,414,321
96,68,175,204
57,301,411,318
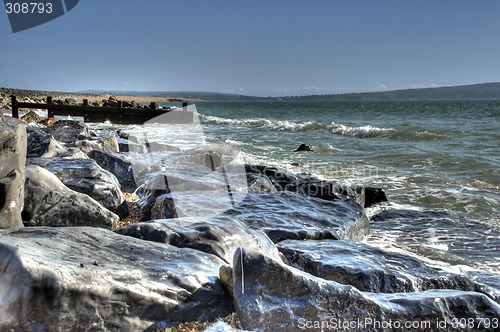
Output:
10,95,194,124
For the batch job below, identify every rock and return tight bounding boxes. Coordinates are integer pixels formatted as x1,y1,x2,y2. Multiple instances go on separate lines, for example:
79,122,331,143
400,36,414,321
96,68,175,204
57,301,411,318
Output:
27,158,128,218
277,239,499,302
20,110,41,123
23,165,119,229
294,143,312,152
0,227,233,331
64,97,76,105
0,116,26,228
232,248,500,332
355,185,388,207
89,150,224,192
26,127,69,158
225,191,368,243
245,165,351,201
116,215,281,264
201,322,247,332
44,120,95,144
73,136,120,154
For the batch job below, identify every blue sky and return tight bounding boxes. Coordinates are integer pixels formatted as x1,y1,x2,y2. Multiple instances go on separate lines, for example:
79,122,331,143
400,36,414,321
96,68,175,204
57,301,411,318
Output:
1,0,499,96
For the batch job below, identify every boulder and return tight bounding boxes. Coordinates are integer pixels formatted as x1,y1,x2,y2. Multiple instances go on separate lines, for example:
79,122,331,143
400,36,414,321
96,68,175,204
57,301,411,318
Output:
27,158,128,218
44,120,95,144
0,116,26,228
73,136,120,155
225,191,369,243
116,215,281,265
89,150,225,192
232,248,500,332
0,227,233,331
277,239,499,302
20,111,41,123
23,165,119,229
27,127,70,158
355,185,388,207
294,143,312,152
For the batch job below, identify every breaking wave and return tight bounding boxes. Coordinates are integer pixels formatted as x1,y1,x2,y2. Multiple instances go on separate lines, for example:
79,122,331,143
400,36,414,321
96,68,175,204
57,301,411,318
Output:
200,114,395,139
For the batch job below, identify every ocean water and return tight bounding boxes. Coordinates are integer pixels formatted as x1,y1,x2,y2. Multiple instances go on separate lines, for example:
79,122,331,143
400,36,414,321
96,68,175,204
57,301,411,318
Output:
122,100,499,275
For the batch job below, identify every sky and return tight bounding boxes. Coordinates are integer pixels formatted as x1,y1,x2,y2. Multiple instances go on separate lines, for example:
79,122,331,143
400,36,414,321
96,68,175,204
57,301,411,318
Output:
1,0,499,97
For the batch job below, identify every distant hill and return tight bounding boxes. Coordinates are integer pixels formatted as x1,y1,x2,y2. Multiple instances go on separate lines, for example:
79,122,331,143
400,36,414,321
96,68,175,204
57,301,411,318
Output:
282,82,500,101
81,83,500,102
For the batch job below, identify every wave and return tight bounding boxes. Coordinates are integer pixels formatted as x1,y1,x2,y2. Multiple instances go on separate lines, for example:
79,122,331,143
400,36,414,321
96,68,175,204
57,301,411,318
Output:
200,114,395,139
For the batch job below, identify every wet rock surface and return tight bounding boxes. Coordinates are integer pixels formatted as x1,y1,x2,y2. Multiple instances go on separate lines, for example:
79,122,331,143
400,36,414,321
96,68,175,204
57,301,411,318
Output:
116,216,281,264
278,239,499,302
0,227,233,331
232,248,500,332
23,165,119,229
0,116,26,228
27,158,128,218
225,191,369,243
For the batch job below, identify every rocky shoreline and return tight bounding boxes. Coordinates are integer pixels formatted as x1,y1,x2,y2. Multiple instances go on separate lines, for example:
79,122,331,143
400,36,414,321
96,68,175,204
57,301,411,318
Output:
1,102,499,331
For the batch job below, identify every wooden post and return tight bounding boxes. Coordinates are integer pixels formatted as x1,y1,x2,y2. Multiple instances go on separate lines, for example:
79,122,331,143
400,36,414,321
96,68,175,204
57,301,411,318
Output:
83,99,88,106
46,96,54,118
11,95,19,118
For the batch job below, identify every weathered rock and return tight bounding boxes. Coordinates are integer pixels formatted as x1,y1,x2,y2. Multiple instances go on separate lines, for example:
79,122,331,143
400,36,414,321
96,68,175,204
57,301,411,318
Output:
73,136,120,154
232,248,500,332
294,143,312,152
20,110,41,123
278,240,499,303
116,215,281,264
26,127,70,158
89,150,224,192
355,185,388,207
27,158,128,218
245,165,350,201
23,165,119,229
0,227,233,331
44,120,95,144
201,322,247,332
0,116,26,228
225,191,368,243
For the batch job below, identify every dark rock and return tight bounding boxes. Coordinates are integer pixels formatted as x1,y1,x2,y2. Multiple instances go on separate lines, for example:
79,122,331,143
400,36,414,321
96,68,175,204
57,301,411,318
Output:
232,248,500,332
116,215,281,264
278,239,499,303
26,127,70,158
370,210,500,271
27,158,128,219
294,143,312,152
226,191,368,243
23,165,119,229
245,165,352,201
0,227,233,331
0,116,26,228
44,120,95,144
355,185,388,207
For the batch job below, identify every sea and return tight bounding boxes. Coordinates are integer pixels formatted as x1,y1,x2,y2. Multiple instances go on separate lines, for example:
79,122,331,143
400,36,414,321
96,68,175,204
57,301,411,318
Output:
118,100,499,281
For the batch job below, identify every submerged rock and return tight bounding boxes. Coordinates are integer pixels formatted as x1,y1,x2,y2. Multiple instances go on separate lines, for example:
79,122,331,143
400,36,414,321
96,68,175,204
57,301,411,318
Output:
27,158,128,218
226,191,369,243
0,116,26,228
0,227,233,331
278,239,499,302
23,165,119,229
232,248,500,332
